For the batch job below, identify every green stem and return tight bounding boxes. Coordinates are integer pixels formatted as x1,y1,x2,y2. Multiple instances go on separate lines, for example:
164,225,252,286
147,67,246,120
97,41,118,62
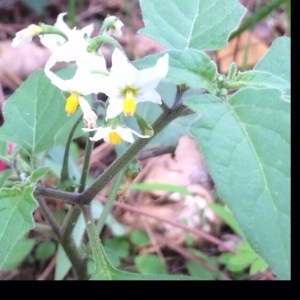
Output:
58,230,88,280
81,204,111,280
34,223,55,237
229,0,288,41
87,35,123,53
34,182,79,204
60,133,94,241
36,197,61,235
34,104,192,205
58,115,82,188
78,132,94,193
60,205,81,240
79,104,189,204
96,170,124,234
67,0,76,28
38,24,68,41
36,196,88,279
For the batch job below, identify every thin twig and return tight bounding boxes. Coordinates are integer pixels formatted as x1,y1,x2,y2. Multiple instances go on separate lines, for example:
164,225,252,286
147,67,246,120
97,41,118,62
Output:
36,256,56,280
97,196,236,253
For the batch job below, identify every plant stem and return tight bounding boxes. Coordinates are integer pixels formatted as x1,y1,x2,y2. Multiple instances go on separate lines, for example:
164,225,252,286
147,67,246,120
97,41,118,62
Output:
36,197,61,235
96,170,124,234
79,103,189,204
34,181,79,204
229,0,288,41
81,204,111,280
59,115,82,187
60,205,81,240
34,223,55,238
67,0,76,28
36,196,88,279
58,231,88,280
34,104,192,206
78,132,94,193
60,133,93,243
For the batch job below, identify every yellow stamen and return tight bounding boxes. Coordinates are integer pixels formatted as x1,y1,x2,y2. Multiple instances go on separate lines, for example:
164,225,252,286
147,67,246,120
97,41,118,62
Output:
108,131,122,144
123,90,136,117
65,93,79,115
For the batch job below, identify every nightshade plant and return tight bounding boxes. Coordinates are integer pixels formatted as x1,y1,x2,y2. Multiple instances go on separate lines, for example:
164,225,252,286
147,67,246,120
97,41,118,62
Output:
0,0,290,280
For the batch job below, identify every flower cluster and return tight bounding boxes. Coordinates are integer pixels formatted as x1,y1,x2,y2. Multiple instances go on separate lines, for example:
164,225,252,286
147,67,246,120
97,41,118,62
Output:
12,13,169,145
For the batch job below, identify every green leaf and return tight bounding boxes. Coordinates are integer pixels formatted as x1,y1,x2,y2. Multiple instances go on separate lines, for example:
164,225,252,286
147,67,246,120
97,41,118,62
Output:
0,186,38,269
44,145,81,182
186,88,290,279
186,260,215,280
254,37,290,82
0,169,12,188
249,256,268,275
235,70,290,91
129,230,150,247
0,70,83,154
167,49,217,92
29,167,50,183
134,254,168,275
91,266,195,280
90,240,195,280
228,251,257,268
130,182,191,195
139,0,246,50
1,237,35,270
254,37,290,101
219,252,234,265
209,203,243,236
35,241,56,261
103,237,130,259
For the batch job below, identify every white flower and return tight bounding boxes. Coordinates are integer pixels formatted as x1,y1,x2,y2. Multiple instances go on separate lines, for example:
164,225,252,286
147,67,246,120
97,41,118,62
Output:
102,48,169,120
39,12,94,53
45,52,106,123
45,52,107,96
43,14,95,68
102,16,124,39
83,125,150,144
12,24,42,47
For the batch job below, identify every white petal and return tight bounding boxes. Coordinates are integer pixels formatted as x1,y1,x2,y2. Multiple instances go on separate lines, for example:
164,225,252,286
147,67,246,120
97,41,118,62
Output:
70,69,106,95
116,127,150,143
136,89,162,104
78,97,90,112
44,60,68,91
105,101,123,120
136,53,169,88
82,127,97,132
154,53,169,78
12,25,41,47
54,12,71,34
110,48,139,86
89,127,108,142
129,128,151,139
111,48,129,69
80,23,94,38
76,53,106,73
12,30,33,47
115,127,135,143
